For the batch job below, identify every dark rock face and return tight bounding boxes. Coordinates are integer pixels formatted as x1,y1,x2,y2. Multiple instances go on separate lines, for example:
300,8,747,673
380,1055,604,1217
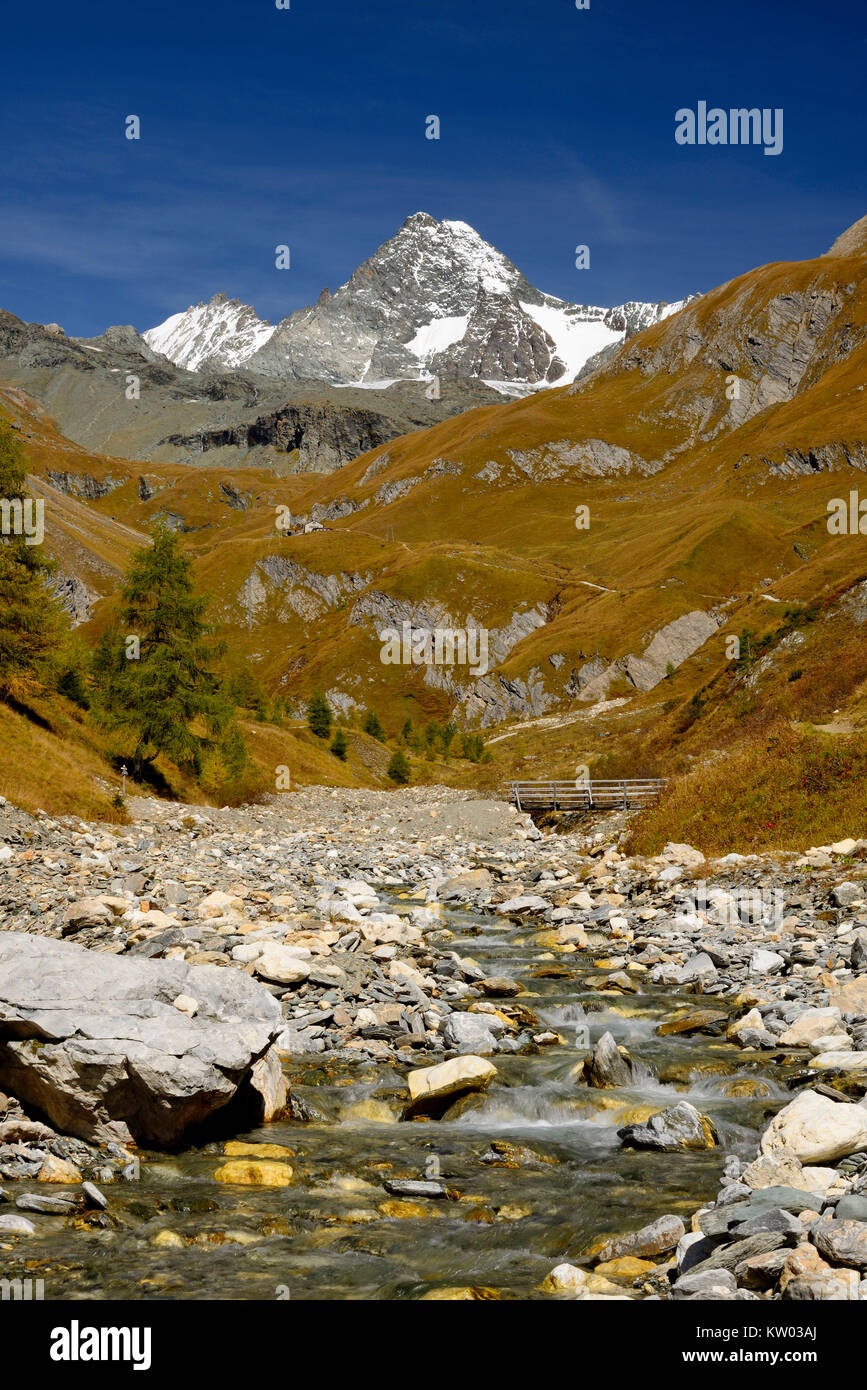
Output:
162,401,401,474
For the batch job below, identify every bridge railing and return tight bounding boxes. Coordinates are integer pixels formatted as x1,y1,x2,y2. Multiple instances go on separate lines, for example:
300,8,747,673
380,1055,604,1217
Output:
509,778,667,811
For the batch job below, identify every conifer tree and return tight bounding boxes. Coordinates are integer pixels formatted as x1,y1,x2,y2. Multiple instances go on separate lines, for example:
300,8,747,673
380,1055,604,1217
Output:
0,421,61,701
364,708,386,742
387,749,411,784
307,690,332,739
330,727,348,760
93,523,232,777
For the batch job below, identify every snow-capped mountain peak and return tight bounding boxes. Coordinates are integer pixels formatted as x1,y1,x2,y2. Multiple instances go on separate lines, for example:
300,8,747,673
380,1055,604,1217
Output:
143,292,275,373
143,217,693,387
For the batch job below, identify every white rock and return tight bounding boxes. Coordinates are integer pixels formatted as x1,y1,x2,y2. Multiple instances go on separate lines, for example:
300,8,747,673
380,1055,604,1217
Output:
172,994,199,1017
760,1089,867,1163
662,842,705,868
809,1051,867,1071
197,890,242,920
254,945,311,985
780,1008,842,1047
831,839,859,856
406,1054,496,1106
808,1033,853,1054
750,948,785,975
316,897,363,924
232,943,264,964
541,1263,589,1293
0,1214,36,1235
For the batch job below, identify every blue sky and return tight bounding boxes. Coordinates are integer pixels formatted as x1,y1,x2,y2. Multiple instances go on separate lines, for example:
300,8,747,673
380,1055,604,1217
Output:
1,0,864,337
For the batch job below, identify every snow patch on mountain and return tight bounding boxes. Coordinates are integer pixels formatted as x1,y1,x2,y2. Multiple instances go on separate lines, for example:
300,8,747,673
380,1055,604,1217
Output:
406,314,471,360
143,293,275,372
520,301,623,384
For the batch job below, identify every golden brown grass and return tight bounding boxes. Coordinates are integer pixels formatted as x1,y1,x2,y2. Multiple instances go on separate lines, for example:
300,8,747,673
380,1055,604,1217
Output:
625,723,867,856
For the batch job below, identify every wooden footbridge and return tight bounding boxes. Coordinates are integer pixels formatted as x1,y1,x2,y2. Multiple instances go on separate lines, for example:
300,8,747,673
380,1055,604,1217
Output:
509,778,667,812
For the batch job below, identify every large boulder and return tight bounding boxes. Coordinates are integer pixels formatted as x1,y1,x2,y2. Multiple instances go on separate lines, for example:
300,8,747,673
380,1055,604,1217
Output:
618,1101,718,1152
404,1055,496,1118
760,1089,867,1164
0,933,285,1148
582,1031,645,1088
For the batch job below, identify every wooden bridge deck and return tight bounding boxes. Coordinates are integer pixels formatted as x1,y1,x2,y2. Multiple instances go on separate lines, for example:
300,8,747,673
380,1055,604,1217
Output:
509,778,667,811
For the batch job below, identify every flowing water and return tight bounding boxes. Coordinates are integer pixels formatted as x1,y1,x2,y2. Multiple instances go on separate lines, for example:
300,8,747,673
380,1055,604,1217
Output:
10,903,793,1300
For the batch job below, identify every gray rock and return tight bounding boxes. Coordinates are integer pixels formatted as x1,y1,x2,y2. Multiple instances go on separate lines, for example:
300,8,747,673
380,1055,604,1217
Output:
443,1013,499,1055
383,1179,447,1198
834,1195,867,1221
594,1214,685,1263
618,1101,718,1152
672,1269,737,1300
495,895,550,917
679,952,718,983
15,1193,82,1214
811,1217,867,1270
0,1213,36,1235
833,882,861,909
0,933,284,1147
583,1031,644,1089
682,1232,786,1277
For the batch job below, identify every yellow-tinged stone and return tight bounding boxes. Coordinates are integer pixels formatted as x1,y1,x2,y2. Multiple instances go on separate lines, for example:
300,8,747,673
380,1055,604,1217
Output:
496,1204,532,1220
594,1257,655,1282
593,957,625,969
617,1104,661,1126
223,1141,295,1160
378,1199,442,1219
721,1077,773,1099
340,1099,398,1123
213,1159,293,1187
406,1054,496,1107
586,1272,636,1296
38,1155,82,1183
462,1206,494,1223
152,1230,185,1248
591,1094,625,1110
734,989,769,1009
418,1286,502,1300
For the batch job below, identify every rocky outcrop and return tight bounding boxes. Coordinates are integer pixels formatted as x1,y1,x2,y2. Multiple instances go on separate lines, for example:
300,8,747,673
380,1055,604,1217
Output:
237,558,370,625
0,933,285,1148
163,400,403,474
49,573,98,627
45,470,124,500
508,438,661,480
754,441,867,476
579,609,724,701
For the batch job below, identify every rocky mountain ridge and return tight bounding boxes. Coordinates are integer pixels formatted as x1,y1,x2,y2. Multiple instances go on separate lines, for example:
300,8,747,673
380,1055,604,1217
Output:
144,213,691,388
